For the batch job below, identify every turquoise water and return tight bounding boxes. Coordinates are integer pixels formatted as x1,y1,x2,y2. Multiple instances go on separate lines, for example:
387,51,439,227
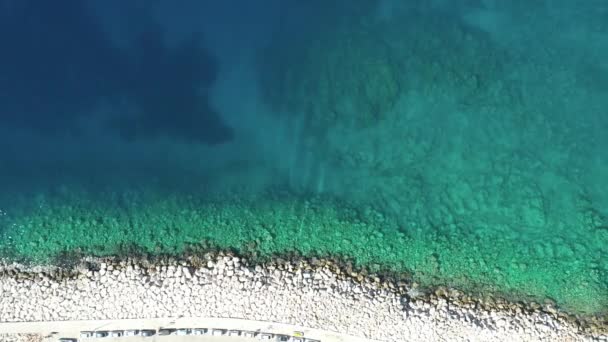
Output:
0,1,607,318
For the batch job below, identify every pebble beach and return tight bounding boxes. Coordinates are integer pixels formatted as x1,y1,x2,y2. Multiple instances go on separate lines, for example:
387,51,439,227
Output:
1,252,606,342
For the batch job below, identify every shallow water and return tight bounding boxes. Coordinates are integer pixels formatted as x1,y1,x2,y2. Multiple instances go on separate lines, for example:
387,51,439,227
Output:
0,0,606,317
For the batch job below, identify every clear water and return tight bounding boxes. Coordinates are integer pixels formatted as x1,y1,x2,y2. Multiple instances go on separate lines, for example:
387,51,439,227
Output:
0,0,606,317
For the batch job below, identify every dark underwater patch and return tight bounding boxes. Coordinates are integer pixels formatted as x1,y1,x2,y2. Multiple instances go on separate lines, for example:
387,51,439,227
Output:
0,0,233,145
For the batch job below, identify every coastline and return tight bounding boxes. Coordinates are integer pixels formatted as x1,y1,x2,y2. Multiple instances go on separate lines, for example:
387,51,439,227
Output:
1,252,606,341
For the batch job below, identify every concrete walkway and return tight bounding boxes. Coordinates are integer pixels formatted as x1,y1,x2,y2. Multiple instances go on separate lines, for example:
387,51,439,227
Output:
0,317,379,342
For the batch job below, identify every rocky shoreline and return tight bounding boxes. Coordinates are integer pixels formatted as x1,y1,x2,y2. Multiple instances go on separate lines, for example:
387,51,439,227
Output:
0,251,606,341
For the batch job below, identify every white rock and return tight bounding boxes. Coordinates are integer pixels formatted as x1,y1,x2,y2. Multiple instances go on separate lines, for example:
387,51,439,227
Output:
0,258,598,342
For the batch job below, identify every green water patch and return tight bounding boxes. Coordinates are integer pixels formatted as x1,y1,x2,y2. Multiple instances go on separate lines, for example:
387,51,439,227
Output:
0,185,606,317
